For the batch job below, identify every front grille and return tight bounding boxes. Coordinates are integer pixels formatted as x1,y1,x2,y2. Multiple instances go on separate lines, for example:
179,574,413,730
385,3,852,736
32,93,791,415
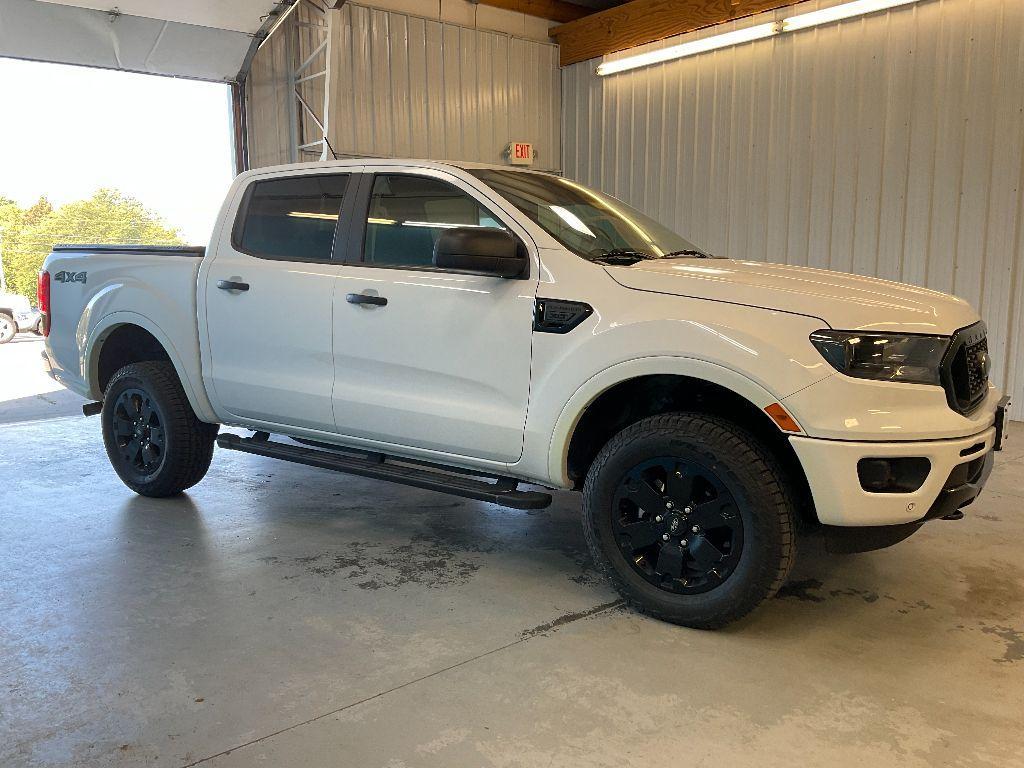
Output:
941,322,989,414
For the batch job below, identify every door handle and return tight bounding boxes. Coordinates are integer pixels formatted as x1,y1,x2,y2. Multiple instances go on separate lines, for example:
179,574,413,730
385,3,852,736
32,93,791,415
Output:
217,280,250,292
346,293,387,307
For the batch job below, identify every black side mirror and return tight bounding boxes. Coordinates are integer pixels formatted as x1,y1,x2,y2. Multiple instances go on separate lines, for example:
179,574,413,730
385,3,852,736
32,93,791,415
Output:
433,228,527,279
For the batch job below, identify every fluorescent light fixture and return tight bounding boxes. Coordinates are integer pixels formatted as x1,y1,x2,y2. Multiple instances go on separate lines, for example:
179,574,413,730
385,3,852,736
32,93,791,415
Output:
596,22,776,76
782,0,918,30
549,205,596,237
596,0,923,76
287,211,338,220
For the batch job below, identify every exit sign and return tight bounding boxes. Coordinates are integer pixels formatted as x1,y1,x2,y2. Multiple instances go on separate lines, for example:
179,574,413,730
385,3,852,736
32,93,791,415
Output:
508,142,533,165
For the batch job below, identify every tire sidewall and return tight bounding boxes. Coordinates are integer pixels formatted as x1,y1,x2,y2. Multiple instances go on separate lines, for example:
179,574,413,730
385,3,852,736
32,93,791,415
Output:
102,368,173,491
583,415,789,625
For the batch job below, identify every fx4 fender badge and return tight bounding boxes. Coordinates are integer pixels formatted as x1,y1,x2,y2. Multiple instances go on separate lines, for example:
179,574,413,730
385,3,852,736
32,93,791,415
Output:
54,270,87,284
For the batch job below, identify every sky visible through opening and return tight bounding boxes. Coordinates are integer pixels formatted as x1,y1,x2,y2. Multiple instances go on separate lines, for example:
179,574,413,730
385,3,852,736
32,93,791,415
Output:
0,58,234,244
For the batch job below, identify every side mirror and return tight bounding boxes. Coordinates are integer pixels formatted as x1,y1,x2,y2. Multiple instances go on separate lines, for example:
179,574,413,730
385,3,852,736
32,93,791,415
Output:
433,228,527,279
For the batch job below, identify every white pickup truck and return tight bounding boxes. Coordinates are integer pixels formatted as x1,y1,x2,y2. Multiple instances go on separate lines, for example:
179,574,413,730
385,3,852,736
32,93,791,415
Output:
41,159,1010,628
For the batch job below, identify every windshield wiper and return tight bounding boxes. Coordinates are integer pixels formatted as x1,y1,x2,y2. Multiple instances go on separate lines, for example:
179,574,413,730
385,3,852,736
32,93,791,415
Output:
590,249,653,265
661,249,715,259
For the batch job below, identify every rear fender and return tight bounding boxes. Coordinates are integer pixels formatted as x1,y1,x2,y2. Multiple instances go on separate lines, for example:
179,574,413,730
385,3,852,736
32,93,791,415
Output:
85,310,218,423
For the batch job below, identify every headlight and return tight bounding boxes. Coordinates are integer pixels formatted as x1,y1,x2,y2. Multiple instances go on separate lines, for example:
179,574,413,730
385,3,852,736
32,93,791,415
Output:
809,330,948,385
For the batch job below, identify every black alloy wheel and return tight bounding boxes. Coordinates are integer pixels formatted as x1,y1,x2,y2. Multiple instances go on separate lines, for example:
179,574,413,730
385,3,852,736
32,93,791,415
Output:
101,361,218,497
111,387,167,477
582,412,797,629
612,457,744,594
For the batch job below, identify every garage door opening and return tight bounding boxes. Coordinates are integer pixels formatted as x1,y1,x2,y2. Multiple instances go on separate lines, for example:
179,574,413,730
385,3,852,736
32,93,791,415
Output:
0,57,232,418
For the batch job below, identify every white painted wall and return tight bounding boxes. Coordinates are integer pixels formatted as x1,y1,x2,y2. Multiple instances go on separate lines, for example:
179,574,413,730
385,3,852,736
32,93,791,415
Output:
562,0,1024,408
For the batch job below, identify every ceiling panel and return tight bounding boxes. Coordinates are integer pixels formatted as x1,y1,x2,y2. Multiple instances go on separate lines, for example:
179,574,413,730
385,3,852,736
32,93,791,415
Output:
0,0,257,80
33,0,279,34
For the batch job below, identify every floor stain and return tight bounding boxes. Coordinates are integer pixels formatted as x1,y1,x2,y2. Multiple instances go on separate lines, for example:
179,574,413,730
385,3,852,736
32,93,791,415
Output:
955,563,1024,621
264,540,483,590
980,625,1024,663
776,578,826,602
829,587,880,603
520,599,624,638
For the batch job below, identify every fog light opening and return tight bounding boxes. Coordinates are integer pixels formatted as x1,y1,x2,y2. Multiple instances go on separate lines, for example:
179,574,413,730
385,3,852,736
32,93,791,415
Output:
857,457,931,494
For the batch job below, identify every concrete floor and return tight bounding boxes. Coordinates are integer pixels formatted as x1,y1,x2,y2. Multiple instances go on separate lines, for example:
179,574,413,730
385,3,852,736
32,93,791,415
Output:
2,337,1023,767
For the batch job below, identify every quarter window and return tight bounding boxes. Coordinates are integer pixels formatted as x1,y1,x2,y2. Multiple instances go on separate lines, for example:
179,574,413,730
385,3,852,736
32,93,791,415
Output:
237,174,349,261
363,174,505,268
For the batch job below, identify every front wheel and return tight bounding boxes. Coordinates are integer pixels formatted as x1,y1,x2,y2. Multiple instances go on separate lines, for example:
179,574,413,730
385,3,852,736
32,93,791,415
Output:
102,361,218,497
582,412,796,629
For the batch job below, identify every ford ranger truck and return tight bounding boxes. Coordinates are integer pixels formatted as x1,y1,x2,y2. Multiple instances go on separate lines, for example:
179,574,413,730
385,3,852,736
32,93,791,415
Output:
39,160,1011,628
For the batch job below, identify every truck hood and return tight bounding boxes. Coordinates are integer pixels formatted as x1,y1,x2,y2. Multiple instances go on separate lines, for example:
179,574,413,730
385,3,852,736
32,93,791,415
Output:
604,259,979,334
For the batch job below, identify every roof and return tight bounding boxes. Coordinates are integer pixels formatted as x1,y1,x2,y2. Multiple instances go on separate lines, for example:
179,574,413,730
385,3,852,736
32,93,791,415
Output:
239,157,562,179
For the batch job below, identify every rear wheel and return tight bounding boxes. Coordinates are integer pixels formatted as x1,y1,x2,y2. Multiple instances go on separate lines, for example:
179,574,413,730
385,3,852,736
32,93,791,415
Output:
0,312,15,344
102,361,218,496
582,412,796,629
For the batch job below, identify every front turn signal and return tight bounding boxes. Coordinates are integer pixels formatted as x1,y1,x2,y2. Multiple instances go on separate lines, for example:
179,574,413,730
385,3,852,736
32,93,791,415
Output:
764,403,801,433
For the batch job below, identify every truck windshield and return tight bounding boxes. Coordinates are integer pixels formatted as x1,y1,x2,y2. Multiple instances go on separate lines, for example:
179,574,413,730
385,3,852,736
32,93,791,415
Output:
469,169,712,264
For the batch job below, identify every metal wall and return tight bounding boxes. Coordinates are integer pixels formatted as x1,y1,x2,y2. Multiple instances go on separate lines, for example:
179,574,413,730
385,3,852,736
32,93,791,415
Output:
245,1,330,169
563,0,1024,408
326,3,561,169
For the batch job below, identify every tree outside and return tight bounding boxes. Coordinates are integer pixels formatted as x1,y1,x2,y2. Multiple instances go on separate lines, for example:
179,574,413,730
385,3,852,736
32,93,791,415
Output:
0,189,183,302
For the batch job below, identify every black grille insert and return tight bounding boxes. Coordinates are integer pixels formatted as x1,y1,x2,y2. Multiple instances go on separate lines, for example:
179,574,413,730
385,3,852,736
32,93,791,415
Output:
940,322,989,414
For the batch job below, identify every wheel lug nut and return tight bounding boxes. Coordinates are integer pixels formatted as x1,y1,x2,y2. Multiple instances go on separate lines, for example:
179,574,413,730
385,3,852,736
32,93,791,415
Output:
691,525,700,533
655,515,663,523
665,501,674,510
681,539,688,547
684,506,693,514
661,533,670,541
674,471,683,478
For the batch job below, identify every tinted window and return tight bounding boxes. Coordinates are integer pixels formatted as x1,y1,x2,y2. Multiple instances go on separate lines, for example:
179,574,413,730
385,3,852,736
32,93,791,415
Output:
363,175,504,268
237,174,349,261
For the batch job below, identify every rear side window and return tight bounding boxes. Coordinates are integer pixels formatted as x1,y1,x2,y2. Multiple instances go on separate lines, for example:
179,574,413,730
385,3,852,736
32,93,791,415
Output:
363,174,505,268
236,174,349,261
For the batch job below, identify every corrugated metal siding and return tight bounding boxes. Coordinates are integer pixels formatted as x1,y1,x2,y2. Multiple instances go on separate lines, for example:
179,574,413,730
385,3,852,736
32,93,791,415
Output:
563,0,1024,408
326,3,561,170
245,15,294,169
246,1,329,168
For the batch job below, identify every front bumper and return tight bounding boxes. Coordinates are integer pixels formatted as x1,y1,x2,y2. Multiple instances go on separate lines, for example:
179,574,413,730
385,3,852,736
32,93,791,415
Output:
790,426,998,527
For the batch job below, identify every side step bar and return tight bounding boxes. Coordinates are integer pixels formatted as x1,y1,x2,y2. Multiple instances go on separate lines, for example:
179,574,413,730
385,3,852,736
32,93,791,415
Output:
216,433,552,510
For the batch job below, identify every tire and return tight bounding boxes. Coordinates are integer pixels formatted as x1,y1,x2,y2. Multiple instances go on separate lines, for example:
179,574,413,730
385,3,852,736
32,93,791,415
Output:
582,412,796,629
101,361,218,497
0,312,15,344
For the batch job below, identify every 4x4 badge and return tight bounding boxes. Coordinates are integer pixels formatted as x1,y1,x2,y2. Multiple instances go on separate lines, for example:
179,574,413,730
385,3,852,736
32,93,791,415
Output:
53,271,87,284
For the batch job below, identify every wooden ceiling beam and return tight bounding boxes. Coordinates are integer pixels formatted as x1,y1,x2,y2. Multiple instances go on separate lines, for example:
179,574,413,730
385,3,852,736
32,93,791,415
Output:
550,0,801,66
474,0,591,24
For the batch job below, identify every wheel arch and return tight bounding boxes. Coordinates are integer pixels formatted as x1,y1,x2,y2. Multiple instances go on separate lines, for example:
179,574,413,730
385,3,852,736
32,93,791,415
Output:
550,358,816,527
85,312,218,423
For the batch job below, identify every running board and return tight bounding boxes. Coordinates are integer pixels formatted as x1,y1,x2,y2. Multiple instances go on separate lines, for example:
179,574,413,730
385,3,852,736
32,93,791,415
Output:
216,433,552,510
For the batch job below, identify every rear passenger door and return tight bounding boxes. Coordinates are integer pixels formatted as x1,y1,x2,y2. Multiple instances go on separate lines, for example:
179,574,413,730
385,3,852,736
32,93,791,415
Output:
331,168,538,463
203,170,357,431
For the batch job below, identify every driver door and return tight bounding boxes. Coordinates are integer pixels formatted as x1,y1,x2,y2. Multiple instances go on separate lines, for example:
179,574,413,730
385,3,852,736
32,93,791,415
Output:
330,168,538,463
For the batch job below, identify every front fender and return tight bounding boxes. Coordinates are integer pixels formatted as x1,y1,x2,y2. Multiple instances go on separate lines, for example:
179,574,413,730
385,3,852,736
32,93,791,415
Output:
542,356,799,488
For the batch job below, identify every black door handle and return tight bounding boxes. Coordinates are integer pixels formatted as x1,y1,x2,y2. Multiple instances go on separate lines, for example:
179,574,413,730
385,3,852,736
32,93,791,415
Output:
217,280,249,292
346,293,387,306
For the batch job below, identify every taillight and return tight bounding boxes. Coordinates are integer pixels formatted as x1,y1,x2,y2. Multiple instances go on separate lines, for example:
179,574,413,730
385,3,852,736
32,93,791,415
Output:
37,270,50,337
